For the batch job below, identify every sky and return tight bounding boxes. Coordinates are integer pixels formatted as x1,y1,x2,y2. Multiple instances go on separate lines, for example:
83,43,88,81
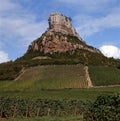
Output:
0,0,120,63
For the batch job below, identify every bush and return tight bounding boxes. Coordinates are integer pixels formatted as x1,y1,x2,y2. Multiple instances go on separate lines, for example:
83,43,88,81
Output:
0,61,22,80
84,93,120,121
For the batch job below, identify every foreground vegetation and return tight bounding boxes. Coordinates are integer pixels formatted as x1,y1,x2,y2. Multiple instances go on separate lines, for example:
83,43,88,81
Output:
0,98,87,118
1,93,119,121
84,93,120,121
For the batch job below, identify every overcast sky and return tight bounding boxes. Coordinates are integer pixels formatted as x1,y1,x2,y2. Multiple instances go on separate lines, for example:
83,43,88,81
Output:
0,0,120,63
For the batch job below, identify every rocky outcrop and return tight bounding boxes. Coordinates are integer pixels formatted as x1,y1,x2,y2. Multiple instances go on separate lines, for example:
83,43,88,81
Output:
27,13,100,54
48,13,81,39
28,31,73,54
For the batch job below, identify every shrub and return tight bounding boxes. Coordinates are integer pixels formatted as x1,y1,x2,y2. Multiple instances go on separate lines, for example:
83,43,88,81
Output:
0,61,22,80
83,93,120,121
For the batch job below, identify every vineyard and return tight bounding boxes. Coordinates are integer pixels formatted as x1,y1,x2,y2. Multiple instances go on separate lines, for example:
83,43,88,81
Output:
89,66,120,86
1,65,120,91
84,93,120,121
3,65,88,90
18,65,87,89
0,98,89,118
0,65,120,121
0,93,119,121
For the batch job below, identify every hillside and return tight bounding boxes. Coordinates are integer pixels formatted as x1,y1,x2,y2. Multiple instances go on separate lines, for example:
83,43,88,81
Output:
0,10,120,121
0,12,120,84
13,65,88,89
0,64,120,91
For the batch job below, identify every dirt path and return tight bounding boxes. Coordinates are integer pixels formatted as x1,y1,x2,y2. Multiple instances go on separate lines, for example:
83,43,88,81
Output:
14,67,26,81
93,85,120,88
84,66,93,88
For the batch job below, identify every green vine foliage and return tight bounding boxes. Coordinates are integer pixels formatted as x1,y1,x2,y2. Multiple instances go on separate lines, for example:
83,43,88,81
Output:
0,98,89,118
83,93,120,121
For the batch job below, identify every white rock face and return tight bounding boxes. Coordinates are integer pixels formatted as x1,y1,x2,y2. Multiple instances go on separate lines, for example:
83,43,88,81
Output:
48,13,80,39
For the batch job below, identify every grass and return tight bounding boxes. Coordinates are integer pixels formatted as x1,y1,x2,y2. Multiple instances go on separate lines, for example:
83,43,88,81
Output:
0,87,119,101
2,116,83,121
89,66,120,86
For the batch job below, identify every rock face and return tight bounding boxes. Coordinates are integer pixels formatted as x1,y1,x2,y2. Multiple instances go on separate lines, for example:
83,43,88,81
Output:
27,13,100,54
48,13,80,39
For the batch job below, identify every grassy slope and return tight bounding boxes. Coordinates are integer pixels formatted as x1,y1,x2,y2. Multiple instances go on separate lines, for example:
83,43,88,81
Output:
89,66,120,86
12,65,87,90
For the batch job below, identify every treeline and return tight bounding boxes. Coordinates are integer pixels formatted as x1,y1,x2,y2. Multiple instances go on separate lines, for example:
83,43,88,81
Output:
0,98,89,118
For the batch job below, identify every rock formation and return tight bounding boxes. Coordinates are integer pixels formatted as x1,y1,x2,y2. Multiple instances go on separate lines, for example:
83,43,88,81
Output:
27,13,100,54
48,13,80,39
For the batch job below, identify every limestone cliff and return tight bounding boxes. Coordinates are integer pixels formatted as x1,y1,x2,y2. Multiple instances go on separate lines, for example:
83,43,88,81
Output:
48,13,80,39
27,13,100,54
